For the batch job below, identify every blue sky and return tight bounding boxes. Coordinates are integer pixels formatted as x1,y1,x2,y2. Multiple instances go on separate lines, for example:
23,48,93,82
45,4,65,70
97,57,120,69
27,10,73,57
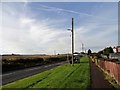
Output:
0,2,118,54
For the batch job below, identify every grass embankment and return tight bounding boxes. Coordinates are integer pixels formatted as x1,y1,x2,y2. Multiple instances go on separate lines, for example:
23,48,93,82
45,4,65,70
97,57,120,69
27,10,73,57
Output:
105,73,120,88
3,56,90,89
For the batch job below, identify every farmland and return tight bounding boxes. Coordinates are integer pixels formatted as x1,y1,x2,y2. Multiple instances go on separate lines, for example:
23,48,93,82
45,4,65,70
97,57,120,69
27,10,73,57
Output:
2,57,90,89
2,54,69,73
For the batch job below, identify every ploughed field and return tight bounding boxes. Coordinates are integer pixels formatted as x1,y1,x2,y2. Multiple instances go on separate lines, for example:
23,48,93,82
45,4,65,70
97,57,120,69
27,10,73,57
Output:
2,55,69,73
2,57,90,89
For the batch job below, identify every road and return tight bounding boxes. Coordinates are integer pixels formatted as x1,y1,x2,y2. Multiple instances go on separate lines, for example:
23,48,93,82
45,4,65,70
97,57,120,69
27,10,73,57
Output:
2,61,68,85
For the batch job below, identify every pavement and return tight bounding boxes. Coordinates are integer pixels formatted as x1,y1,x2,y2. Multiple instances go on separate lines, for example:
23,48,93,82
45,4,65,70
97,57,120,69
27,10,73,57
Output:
2,61,68,85
90,60,116,89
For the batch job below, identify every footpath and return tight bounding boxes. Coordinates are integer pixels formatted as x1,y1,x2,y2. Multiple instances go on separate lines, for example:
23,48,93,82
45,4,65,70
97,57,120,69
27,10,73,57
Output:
90,61,117,89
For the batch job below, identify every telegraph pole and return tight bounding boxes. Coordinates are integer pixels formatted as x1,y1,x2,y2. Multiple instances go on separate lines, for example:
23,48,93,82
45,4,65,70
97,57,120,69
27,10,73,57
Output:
54,50,56,55
67,18,74,65
82,43,84,52
72,18,74,65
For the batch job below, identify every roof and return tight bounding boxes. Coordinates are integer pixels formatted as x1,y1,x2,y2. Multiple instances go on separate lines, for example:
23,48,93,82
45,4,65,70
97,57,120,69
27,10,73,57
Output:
116,46,120,48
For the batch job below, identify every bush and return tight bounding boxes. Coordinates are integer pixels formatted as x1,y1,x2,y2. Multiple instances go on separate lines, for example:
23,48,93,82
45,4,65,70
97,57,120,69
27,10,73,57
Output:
2,55,67,73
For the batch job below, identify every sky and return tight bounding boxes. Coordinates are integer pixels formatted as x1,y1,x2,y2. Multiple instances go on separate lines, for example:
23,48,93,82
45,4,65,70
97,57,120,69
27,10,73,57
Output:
0,2,118,55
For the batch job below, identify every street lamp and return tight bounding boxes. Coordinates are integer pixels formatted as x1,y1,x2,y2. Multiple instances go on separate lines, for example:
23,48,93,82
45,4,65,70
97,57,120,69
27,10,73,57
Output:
67,18,74,65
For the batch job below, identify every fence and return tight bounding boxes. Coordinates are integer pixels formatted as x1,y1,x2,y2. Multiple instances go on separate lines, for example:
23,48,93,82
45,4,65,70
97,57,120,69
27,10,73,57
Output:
91,58,120,85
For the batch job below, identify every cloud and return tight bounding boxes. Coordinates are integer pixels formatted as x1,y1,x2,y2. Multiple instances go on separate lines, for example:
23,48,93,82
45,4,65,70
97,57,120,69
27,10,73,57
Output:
75,22,117,51
74,3,118,52
33,4,94,17
1,3,71,54
1,2,118,54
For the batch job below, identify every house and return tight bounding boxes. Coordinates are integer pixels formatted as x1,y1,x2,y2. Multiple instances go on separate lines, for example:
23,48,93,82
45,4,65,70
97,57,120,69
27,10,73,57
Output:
116,46,120,53
113,46,120,53
109,46,120,61
109,53,120,61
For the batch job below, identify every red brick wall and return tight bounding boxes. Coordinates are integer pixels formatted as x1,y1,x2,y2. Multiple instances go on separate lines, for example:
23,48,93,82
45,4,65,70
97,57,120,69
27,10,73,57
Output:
94,59,120,85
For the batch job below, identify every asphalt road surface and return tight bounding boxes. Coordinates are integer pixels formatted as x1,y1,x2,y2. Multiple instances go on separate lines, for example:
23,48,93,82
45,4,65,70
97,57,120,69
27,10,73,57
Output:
2,61,68,85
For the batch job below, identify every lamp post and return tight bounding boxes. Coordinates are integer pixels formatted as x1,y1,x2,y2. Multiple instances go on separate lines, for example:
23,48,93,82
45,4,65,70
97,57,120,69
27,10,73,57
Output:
68,18,74,65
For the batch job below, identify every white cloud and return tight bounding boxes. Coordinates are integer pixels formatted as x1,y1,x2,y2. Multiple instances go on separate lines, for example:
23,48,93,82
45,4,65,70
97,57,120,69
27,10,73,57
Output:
74,3,118,52
1,2,118,54
38,4,94,17
1,3,71,54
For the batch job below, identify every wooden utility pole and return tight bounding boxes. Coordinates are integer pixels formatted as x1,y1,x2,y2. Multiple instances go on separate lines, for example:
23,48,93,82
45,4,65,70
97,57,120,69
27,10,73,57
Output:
54,50,56,55
82,43,84,52
72,18,74,65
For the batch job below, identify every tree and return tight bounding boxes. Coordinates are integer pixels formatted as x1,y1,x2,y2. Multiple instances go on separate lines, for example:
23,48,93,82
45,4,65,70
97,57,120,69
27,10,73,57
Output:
97,51,103,58
88,49,92,55
103,47,113,59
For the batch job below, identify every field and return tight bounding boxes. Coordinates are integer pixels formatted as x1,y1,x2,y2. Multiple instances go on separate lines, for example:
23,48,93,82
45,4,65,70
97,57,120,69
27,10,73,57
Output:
2,55,69,73
2,56,90,89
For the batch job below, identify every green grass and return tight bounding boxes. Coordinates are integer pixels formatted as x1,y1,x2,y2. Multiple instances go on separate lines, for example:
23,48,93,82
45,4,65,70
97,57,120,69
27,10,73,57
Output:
2,57,90,89
104,73,120,88
80,56,89,63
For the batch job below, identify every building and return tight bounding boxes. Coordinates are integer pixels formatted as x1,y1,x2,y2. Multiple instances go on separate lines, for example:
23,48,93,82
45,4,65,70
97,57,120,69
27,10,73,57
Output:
109,46,120,61
109,53,120,61
116,46,120,53
113,46,120,53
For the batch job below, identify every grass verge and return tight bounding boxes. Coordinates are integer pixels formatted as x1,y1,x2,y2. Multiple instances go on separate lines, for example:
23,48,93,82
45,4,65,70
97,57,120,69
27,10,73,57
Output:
2,57,90,89
104,73,120,88
80,56,89,63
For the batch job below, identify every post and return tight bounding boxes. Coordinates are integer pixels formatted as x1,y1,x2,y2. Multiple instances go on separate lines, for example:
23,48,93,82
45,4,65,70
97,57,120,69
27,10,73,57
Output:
67,53,69,62
82,43,84,52
54,50,56,56
72,18,74,65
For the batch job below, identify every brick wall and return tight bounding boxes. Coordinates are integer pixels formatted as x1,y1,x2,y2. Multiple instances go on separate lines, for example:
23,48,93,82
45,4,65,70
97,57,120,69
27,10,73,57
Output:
93,59,120,85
